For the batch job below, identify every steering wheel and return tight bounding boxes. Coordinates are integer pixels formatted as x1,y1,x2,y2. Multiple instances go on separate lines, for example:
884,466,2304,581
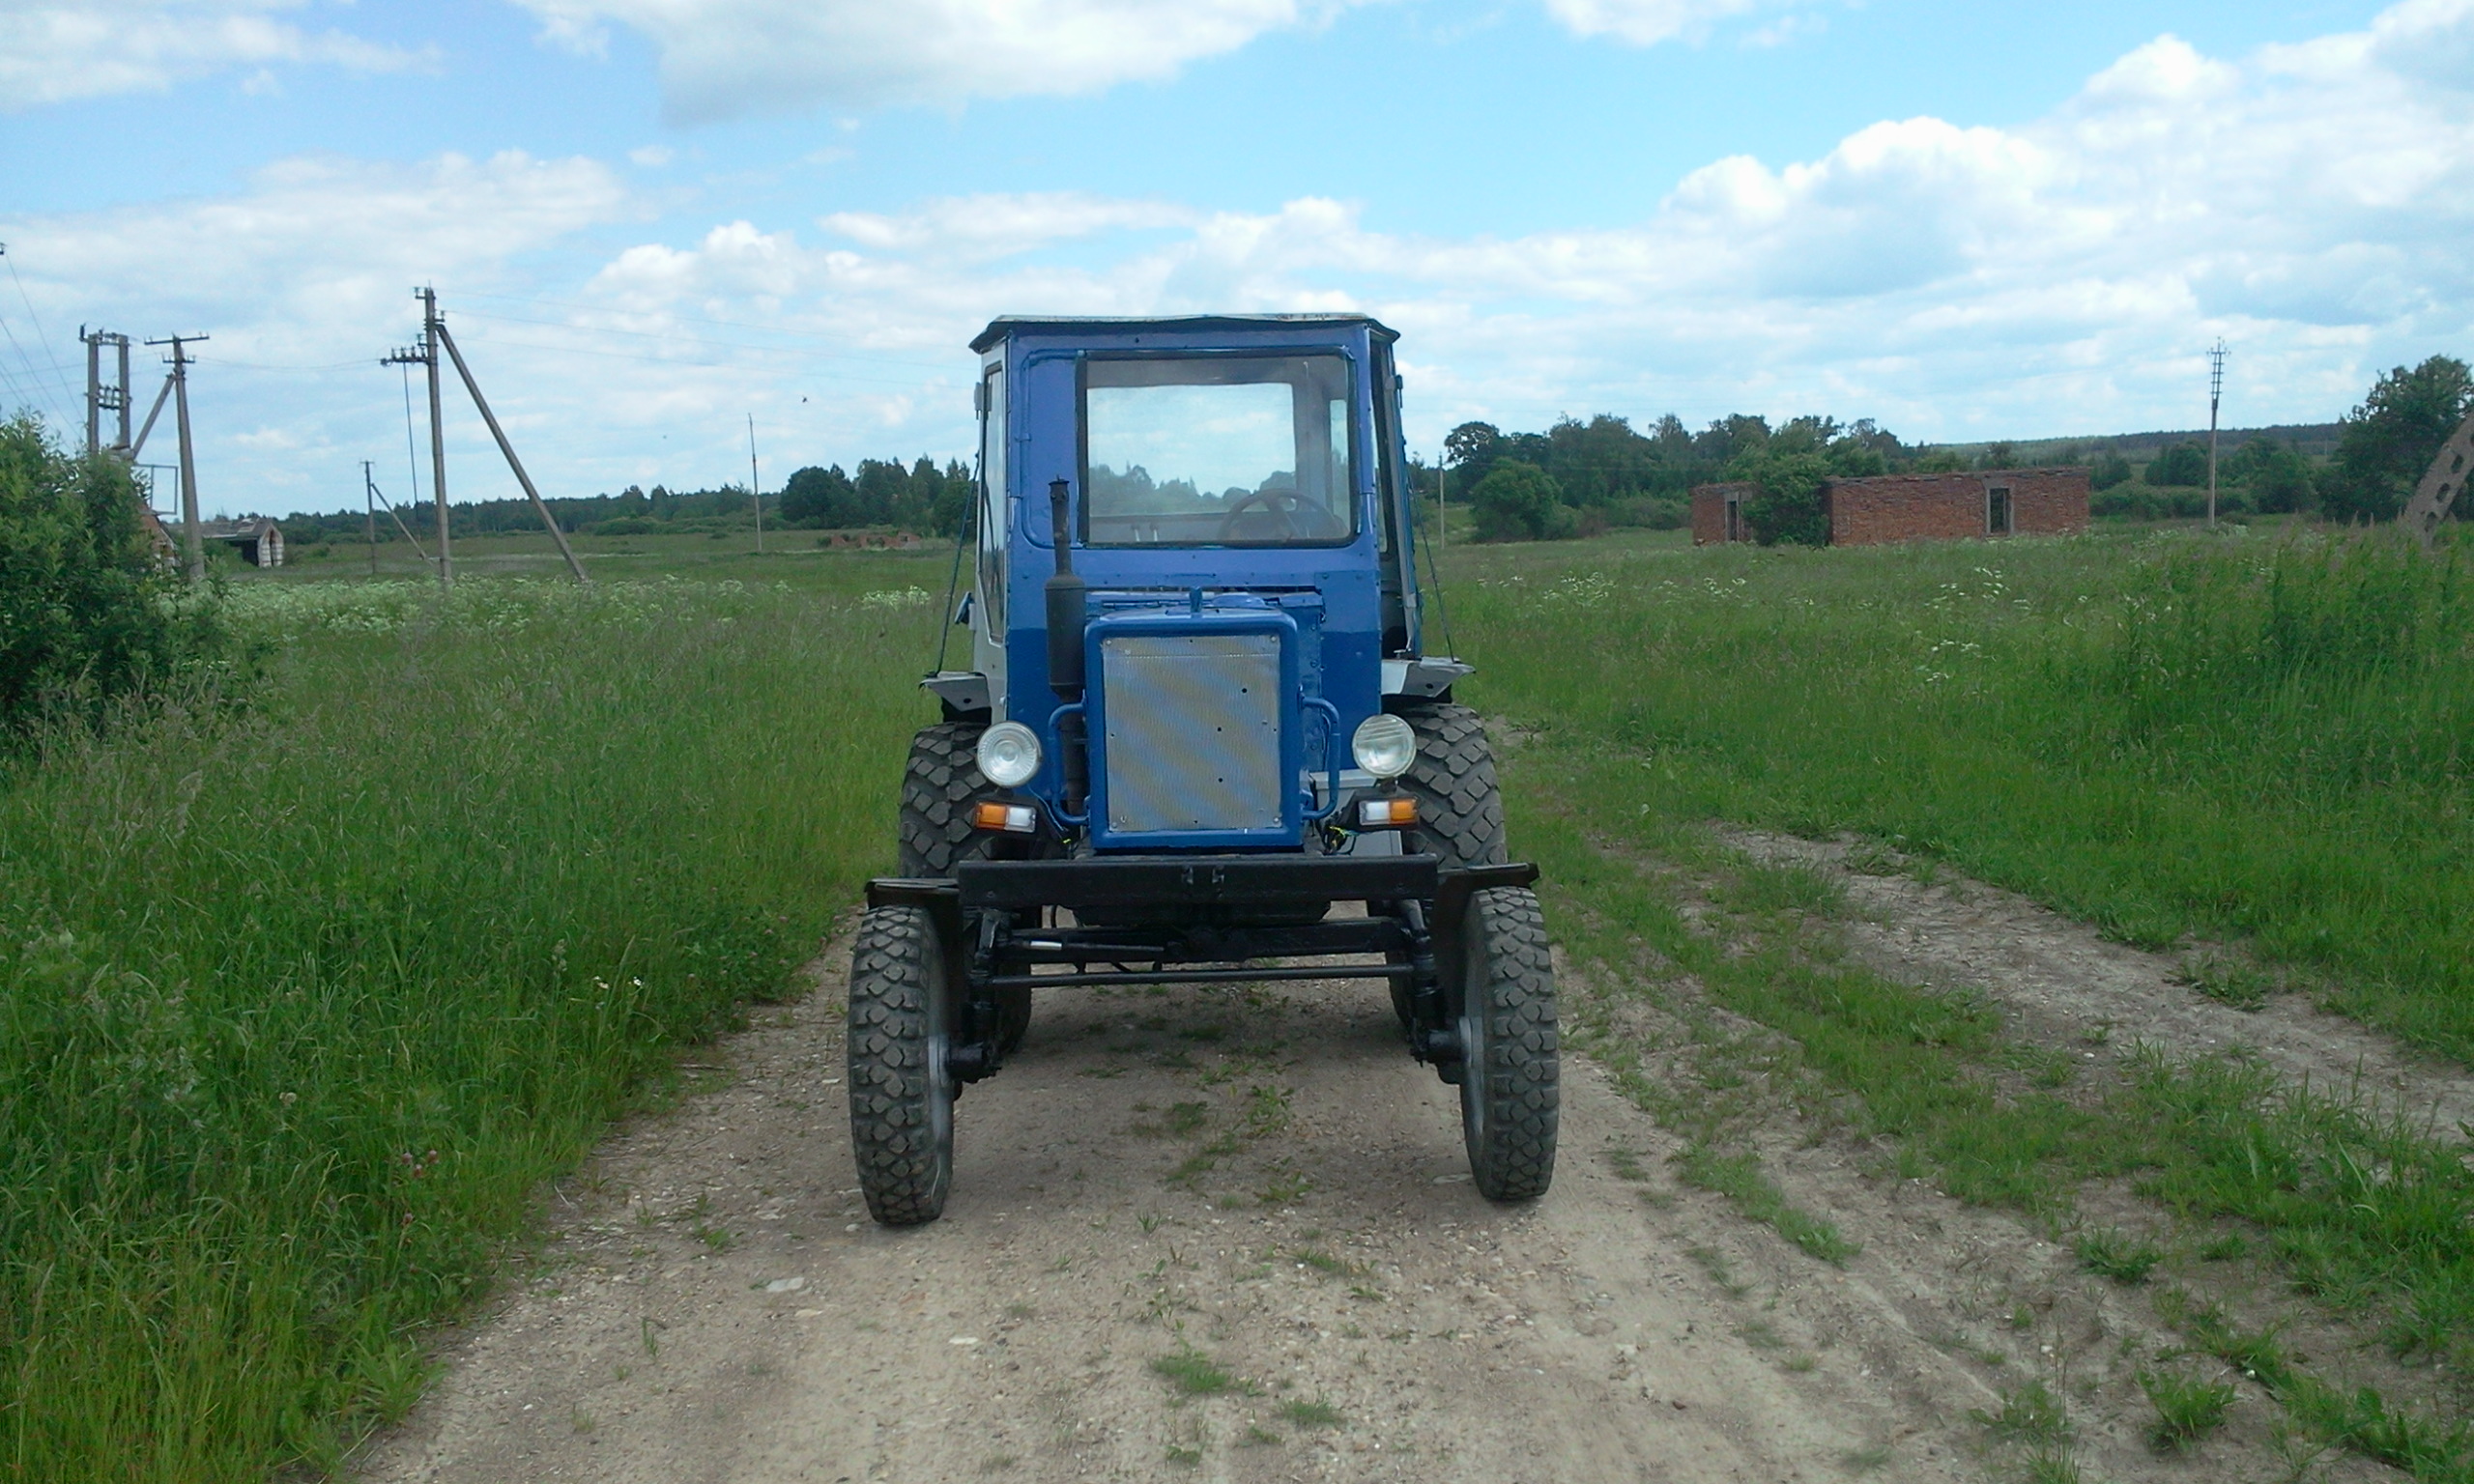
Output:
1218,488,1337,542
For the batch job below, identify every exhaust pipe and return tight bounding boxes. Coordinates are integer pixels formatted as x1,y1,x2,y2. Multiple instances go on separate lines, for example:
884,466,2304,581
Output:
1045,477,1086,698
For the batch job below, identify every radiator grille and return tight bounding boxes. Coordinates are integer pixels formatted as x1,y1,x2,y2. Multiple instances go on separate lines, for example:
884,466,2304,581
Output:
1100,633,1283,836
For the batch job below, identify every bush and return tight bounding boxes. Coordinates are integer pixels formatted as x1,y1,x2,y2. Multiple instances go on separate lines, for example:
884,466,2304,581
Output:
1468,461,1568,542
0,415,233,737
2147,441,2210,487
2090,452,2135,491
590,516,665,536
1731,448,1832,547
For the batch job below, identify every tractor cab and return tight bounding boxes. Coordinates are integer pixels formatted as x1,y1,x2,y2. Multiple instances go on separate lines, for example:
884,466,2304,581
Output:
929,314,1468,848
850,316,1558,1226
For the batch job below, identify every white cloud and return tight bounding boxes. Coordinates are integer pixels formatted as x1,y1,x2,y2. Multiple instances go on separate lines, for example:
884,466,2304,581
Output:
1539,0,1796,46
510,0,1352,121
606,0,2472,445
8,1,2470,513
0,1,430,109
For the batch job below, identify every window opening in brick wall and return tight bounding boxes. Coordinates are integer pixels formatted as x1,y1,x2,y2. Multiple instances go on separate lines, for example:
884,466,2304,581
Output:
1986,485,2013,536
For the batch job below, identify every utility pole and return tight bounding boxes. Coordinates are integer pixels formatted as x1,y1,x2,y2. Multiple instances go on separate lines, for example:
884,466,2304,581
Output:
2206,340,2228,529
1436,449,1448,552
82,328,130,457
748,413,763,555
363,460,380,576
145,334,207,585
383,289,450,589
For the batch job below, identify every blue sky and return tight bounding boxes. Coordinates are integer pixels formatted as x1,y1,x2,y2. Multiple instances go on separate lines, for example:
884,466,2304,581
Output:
2,0,2467,518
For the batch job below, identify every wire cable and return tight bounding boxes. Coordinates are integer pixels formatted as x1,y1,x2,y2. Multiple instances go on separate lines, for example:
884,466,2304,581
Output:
0,245,77,424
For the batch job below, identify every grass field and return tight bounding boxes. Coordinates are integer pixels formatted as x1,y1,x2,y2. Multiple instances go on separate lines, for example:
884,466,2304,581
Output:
1455,524,2474,1060
0,556,945,1480
4,520,2470,1477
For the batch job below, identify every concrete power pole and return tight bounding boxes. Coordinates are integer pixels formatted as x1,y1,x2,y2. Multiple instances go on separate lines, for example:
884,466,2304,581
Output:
82,328,130,457
384,289,451,589
2206,340,2228,530
145,334,208,585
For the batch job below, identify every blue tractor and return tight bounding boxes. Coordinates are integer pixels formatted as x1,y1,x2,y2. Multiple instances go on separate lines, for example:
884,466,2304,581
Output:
852,314,1558,1224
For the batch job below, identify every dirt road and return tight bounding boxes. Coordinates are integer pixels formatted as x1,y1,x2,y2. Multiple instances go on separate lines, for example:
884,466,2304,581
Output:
359,841,2456,1483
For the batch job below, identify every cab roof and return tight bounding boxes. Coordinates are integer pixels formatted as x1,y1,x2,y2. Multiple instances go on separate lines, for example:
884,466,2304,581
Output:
969,313,1397,355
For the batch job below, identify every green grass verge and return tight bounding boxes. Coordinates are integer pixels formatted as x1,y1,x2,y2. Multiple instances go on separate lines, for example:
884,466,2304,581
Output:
0,562,941,1479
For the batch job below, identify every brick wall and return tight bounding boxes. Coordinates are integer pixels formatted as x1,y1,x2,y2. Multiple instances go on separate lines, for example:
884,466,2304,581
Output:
1826,468,2089,546
1690,482,1758,545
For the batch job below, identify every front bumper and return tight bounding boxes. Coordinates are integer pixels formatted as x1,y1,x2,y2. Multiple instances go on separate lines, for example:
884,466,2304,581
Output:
865,853,1536,926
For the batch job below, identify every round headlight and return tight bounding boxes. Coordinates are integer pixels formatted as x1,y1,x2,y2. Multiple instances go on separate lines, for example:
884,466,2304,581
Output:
1351,713,1418,780
975,721,1043,789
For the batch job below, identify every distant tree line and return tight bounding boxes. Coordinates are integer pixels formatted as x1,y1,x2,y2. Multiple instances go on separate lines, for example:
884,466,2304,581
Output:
1444,412,1921,543
1451,354,2472,544
2085,357,2470,524
277,454,974,549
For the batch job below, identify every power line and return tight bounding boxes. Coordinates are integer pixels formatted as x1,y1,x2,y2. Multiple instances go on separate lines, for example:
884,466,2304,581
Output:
0,243,77,425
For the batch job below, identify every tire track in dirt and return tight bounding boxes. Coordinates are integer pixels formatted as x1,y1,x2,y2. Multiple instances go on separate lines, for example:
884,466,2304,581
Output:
358,941,2014,1484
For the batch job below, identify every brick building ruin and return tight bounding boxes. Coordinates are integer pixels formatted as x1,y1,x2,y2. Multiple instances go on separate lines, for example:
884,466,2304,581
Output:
1692,468,2091,546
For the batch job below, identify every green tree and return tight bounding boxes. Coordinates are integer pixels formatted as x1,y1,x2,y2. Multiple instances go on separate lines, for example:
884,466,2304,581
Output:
0,415,230,734
1729,446,1832,547
778,464,856,527
2089,451,2135,491
1468,461,1567,541
2147,442,2210,487
2226,436,2316,514
2324,356,2474,523
1444,421,1503,499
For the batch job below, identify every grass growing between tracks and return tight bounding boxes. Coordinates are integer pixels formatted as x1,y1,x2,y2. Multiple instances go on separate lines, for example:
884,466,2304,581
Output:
0,560,939,1480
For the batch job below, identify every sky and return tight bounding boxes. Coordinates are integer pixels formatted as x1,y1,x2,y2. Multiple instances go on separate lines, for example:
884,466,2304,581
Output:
1,0,2469,519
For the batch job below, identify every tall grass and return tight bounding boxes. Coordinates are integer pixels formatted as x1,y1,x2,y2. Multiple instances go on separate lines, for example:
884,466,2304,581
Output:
0,570,930,1479
1457,528,2474,1058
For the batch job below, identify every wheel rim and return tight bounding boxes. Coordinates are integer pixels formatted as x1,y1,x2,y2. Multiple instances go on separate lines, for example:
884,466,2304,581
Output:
1457,920,1491,1156
925,974,956,1172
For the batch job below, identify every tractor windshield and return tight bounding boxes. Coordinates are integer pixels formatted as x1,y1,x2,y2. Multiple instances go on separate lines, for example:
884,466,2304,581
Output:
1082,354,1358,546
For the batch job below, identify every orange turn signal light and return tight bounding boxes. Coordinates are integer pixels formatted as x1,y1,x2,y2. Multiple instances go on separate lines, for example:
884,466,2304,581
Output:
972,801,1038,834
1357,797,1417,828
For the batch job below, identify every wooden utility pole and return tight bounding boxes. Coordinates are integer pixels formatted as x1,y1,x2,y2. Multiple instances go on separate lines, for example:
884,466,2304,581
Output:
384,289,453,588
2206,340,2227,529
422,290,450,586
145,334,208,585
748,414,763,555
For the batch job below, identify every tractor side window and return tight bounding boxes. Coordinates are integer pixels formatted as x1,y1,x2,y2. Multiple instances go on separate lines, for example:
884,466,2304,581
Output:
1082,354,1358,547
978,366,1006,628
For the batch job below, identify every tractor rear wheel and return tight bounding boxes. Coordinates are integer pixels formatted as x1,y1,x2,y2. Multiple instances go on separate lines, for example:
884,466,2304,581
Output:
1455,886,1558,1202
1395,702,1506,868
847,905,956,1225
896,722,1034,1057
